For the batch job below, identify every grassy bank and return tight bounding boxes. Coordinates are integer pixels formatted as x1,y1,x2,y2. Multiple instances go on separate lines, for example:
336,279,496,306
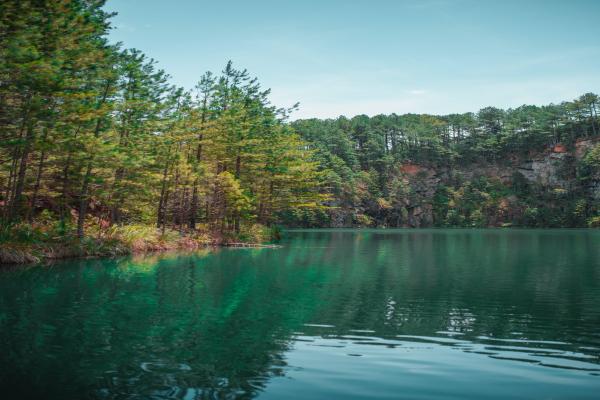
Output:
0,220,277,265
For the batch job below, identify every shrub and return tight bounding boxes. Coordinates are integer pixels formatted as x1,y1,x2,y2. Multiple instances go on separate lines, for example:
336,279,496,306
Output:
588,216,600,228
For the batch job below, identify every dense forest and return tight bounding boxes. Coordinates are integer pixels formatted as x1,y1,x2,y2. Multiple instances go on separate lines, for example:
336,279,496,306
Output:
288,94,600,228
1,1,600,263
0,0,324,258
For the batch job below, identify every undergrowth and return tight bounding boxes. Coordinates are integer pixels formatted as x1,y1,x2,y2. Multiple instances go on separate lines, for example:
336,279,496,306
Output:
0,214,274,265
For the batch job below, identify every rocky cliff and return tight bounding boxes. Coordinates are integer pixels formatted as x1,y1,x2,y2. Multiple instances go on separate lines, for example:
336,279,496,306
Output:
384,137,600,227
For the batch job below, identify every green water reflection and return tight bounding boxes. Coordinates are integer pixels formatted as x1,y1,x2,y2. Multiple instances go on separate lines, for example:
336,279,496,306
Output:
0,229,599,399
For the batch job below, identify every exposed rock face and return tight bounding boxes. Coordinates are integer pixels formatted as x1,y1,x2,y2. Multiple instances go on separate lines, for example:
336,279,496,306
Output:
404,167,438,227
455,141,594,191
329,206,351,228
407,204,433,227
392,140,600,227
325,139,600,228
516,152,570,189
453,163,512,184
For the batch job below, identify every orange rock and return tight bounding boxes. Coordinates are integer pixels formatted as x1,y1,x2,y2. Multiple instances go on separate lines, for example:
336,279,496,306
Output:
400,164,424,175
552,144,567,153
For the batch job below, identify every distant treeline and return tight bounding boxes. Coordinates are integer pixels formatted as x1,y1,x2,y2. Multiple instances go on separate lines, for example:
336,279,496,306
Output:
288,94,600,227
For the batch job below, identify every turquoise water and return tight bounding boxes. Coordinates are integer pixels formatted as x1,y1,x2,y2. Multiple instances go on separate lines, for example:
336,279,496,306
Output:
0,229,599,399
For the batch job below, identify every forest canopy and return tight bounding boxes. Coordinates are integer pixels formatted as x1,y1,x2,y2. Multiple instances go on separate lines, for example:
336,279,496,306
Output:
289,93,600,228
0,0,325,245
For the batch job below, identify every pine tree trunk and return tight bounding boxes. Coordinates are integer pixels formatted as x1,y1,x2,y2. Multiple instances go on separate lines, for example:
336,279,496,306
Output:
189,181,198,229
60,148,75,228
170,168,180,227
77,119,103,238
157,159,170,228
179,188,187,233
3,147,19,220
189,129,204,230
76,81,111,238
10,120,35,220
28,148,46,221
77,162,93,238
110,167,125,224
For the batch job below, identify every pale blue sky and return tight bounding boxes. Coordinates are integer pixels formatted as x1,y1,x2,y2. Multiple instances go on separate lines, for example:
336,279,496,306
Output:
106,0,600,119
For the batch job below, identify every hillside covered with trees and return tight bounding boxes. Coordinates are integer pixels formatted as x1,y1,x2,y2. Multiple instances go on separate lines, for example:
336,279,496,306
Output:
288,94,600,228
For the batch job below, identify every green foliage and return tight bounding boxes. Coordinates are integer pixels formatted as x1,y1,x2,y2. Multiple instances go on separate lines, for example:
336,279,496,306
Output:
291,94,600,228
0,1,326,244
235,224,273,243
588,215,600,228
579,143,600,179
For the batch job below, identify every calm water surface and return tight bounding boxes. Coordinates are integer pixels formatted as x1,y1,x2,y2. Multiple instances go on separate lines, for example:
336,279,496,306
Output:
1,229,600,399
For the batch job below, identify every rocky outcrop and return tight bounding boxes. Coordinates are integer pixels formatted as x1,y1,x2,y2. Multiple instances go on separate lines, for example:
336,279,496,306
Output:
403,166,439,227
453,143,578,190
516,151,571,189
324,139,600,228
395,139,600,227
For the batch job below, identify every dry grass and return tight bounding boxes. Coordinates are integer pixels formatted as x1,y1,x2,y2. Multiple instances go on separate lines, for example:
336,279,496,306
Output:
1,220,272,265
0,244,40,264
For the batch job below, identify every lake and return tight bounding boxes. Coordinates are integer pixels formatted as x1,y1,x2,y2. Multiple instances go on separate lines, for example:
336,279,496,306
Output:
1,229,599,399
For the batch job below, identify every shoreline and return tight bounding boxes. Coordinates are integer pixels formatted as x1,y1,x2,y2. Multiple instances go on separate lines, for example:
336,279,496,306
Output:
0,223,280,266
5,225,596,266
0,240,280,266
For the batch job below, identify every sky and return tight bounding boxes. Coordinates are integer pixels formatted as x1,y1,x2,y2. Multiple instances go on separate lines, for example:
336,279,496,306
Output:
105,0,600,120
